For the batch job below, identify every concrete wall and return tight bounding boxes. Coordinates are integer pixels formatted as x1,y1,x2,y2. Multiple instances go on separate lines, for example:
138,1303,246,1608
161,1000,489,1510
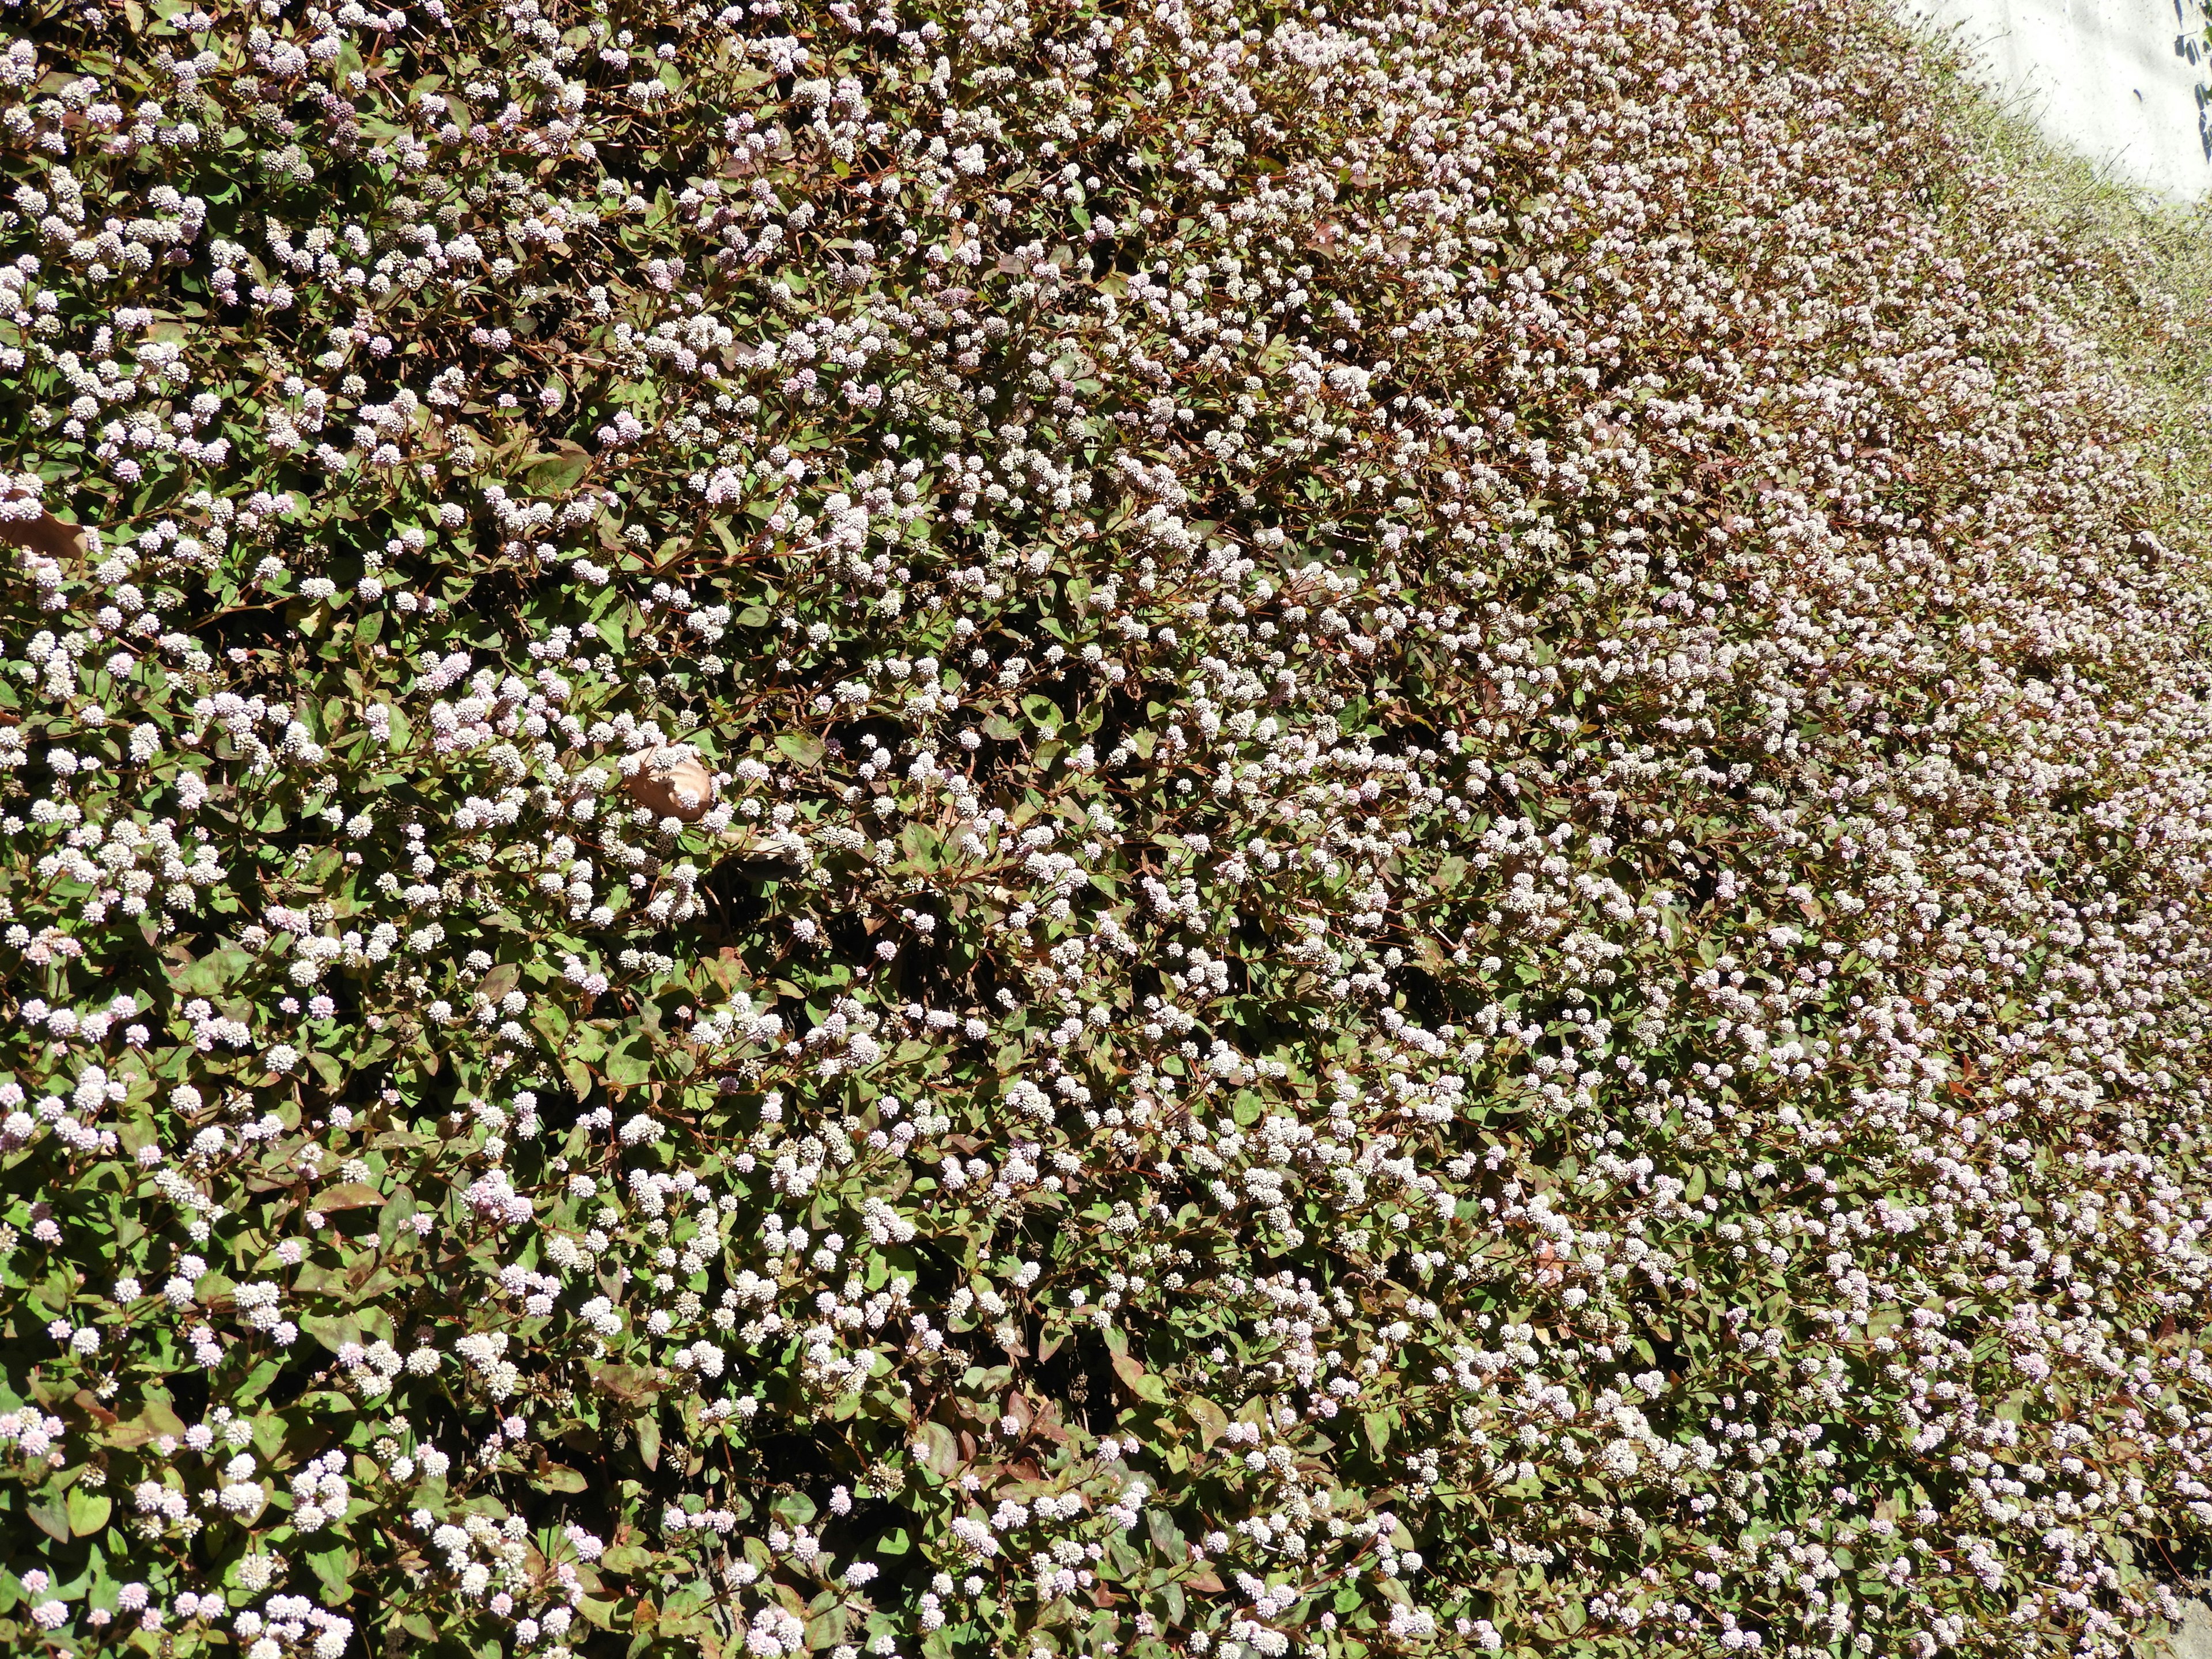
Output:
1901,0,2212,199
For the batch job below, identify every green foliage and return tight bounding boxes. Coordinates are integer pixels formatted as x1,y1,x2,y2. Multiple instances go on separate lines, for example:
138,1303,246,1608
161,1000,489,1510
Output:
0,0,2206,1657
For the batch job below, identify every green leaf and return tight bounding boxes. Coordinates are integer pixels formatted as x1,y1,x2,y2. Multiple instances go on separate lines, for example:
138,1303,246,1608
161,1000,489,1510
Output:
1185,1396,1228,1446
28,1493,69,1544
592,1363,664,1405
301,1313,367,1353
776,732,825,767
521,441,592,494
66,1488,112,1537
1145,1506,1186,1562
898,823,941,869
1112,1350,1171,1405
307,1544,358,1604
1157,1581,1187,1626
805,1603,848,1652
312,1183,385,1212
166,946,253,997
915,1421,961,1481
104,1392,188,1451
601,1027,653,1088
1364,1410,1396,1457
533,1461,590,1494
377,1187,420,1250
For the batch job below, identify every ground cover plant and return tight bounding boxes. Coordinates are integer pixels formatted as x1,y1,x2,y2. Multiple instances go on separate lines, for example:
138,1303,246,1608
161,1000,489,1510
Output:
2,0,2212,1654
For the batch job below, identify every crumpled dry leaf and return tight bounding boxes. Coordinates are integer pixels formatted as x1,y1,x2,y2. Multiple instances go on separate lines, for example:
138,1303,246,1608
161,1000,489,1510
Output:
0,472,86,563
0,511,87,562
622,748,715,823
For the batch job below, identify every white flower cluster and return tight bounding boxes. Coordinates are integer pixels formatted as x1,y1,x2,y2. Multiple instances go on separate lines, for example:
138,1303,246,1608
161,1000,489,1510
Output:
2,0,2211,1655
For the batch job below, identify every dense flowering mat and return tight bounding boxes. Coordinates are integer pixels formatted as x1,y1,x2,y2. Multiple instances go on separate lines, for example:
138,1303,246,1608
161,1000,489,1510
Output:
0,0,2210,1656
